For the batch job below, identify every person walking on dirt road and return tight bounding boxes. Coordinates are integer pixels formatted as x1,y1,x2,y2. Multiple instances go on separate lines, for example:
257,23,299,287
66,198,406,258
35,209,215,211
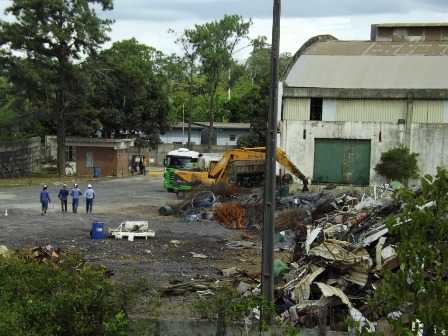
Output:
70,184,82,213
40,185,51,215
58,184,69,213
85,184,95,214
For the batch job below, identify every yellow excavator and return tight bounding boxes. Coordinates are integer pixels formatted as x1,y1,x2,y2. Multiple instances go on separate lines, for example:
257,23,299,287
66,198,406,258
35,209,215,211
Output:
173,147,309,191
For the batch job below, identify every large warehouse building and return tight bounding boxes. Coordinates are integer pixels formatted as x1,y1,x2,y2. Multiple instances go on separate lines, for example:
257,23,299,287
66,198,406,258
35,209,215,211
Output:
280,23,448,186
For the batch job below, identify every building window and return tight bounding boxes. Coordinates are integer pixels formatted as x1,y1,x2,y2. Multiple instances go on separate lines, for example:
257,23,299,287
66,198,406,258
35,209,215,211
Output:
310,98,323,121
229,134,236,141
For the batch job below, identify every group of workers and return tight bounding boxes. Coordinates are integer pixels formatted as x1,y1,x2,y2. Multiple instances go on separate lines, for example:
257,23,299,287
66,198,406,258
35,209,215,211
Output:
39,183,96,215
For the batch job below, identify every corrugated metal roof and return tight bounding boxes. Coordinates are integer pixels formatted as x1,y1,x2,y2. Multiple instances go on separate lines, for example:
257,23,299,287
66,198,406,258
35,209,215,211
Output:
286,54,448,90
303,41,448,56
285,39,448,90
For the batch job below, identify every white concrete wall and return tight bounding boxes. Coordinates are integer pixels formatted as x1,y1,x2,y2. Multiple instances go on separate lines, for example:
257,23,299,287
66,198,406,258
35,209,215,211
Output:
216,129,249,146
280,120,404,185
410,123,448,176
160,129,201,145
160,128,249,146
281,120,448,185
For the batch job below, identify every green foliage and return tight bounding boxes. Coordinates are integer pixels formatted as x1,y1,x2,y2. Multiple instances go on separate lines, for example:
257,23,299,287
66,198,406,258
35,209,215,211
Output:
0,0,113,172
0,253,130,336
194,286,298,335
375,146,419,183
183,15,252,145
372,168,448,334
87,38,169,145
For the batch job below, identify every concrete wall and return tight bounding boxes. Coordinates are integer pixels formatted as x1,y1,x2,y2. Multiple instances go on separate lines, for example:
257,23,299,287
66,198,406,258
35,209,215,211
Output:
160,129,202,145
281,121,403,185
0,137,41,177
410,123,448,176
160,128,249,146
281,120,448,185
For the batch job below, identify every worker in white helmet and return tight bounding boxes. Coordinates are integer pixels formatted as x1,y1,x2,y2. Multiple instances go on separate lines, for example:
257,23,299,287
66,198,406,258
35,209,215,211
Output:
70,183,82,213
84,184,96,214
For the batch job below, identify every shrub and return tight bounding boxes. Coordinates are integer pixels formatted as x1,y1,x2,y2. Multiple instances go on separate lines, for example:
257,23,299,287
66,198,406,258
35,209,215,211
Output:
372,168,448,334
0,252,129,336
375,146,419,183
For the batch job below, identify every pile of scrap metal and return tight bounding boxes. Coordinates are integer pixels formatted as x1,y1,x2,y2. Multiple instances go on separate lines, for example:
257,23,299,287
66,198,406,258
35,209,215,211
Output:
215,191,401,333
159,186,265,229
276,194,400,332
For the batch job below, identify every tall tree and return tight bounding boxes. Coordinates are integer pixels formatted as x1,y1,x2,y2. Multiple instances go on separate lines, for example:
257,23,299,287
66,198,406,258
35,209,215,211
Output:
175,33,198,148
183,15,252,150
87,38,169,146
0,0,113,175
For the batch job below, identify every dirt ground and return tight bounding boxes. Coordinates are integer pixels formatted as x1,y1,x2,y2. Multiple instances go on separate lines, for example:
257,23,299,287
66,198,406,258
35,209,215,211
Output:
0,176,263,320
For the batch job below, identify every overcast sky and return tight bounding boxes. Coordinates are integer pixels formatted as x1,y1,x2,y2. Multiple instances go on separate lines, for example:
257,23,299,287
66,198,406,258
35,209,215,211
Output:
1,0,448,58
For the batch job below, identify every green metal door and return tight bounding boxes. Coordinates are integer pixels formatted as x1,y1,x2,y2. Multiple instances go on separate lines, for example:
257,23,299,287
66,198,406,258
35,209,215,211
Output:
313,139,371,185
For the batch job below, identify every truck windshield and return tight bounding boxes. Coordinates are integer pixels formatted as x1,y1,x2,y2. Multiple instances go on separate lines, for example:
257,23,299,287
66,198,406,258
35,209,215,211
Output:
166,156,198,170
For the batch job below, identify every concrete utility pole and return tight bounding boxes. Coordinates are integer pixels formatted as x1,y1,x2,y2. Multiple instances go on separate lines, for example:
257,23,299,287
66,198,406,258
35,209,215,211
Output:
262,0,281,321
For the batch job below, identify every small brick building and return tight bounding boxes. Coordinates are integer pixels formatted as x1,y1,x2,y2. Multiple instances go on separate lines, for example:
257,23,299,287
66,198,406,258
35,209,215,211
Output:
66,138,135,177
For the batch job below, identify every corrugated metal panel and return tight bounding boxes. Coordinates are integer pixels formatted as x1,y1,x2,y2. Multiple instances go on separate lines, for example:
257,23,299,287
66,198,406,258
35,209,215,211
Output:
285,55,448,89
413,100,445,123
336,100,406,122
283,98,310,120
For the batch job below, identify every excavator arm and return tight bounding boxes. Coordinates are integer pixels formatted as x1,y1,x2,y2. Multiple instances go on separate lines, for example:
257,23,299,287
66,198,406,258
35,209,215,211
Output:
222,147,309,191
275,148,309,191
174,147,309,191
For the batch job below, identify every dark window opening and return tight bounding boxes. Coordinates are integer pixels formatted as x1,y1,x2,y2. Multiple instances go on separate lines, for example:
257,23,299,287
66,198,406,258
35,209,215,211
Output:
310,98,323,121
229,134,236,141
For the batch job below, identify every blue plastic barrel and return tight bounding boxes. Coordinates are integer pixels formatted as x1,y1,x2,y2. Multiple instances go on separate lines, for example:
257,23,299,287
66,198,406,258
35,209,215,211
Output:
91,221,105,240
94,167,101,177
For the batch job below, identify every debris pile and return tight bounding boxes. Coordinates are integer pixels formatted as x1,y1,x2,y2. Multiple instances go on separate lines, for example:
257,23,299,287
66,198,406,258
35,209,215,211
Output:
205,190,401,332
274,193,398,331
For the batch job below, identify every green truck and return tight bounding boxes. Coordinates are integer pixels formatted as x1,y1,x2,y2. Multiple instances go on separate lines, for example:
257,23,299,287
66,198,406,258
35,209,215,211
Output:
163,148,201,192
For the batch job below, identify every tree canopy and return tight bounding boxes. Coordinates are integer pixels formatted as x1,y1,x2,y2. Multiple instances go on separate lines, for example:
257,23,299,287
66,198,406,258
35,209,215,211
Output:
87,38,169,146
0,9,294,158
0,0,113,174
182,14,252,148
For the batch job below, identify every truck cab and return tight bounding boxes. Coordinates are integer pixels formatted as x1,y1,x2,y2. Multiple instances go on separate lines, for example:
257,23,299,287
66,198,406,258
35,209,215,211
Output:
163,148,200,192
